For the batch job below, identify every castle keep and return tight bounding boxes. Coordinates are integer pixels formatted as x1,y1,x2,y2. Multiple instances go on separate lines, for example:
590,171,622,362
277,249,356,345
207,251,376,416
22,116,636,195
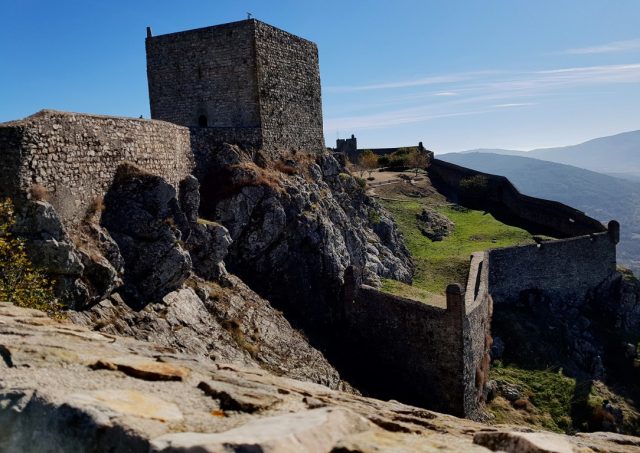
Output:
146,19,325,152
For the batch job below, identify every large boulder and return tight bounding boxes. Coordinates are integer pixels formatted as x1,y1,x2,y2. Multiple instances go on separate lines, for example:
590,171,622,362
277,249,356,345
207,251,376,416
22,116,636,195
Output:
101,163,192,306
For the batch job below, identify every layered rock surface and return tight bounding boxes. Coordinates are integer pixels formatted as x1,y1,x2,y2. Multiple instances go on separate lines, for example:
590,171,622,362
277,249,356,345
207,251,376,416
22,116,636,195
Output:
70,275,347,390
2,303,638,452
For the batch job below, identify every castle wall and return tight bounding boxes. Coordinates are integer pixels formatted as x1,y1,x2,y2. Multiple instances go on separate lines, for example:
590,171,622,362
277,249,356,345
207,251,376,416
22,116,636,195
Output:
462,253,492,419
341,261,492,418
0,110,193,227
428,159,606,238
253,21,325,152
146,21,261,129
487,231,618,305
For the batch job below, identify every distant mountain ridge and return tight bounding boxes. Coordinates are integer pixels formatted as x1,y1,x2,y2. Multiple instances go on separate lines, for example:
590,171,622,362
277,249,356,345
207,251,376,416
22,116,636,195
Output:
437,151,640,272
456,129,640,179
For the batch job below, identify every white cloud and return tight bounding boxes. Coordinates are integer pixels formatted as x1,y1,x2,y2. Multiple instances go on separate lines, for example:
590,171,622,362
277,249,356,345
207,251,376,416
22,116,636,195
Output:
493,103,535,108
564,38,640,55
324,63,640,131
325,71,496,93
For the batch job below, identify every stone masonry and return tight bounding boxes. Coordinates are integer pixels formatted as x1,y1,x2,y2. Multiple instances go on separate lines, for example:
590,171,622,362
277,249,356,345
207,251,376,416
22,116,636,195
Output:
146,19,325,153
0,110,193,227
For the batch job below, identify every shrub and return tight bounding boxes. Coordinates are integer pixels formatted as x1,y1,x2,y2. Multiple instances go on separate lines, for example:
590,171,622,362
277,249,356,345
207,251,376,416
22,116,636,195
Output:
29,183,49,201
274,160,297,175
368,209,381,225
85,196,104,221
0,199,63,318
460,175,490,195
355,176,367,189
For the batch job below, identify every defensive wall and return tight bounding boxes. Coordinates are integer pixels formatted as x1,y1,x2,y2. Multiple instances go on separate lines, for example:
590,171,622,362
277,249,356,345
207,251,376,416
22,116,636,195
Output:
0,110,194,227
339,156,620,417
146,19,325,154
334,133,429,164
488,227,619,306
428,158,606,238
339,253,492,419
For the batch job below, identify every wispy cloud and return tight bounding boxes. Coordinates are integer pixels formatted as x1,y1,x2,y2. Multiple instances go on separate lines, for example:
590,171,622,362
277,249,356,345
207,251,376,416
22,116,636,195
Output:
494,103,535,108
324,62,640,131
564,38,640,55
325,71,497,93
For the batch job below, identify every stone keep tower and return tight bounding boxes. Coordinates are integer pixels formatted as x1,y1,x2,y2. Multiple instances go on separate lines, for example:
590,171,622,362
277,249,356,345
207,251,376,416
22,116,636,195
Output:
146,19,325,152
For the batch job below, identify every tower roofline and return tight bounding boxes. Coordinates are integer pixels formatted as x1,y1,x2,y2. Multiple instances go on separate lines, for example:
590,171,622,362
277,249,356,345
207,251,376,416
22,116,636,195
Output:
146,19,317,47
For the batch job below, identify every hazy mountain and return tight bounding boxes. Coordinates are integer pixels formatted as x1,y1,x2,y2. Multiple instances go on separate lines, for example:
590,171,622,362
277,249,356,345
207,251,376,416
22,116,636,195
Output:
454,130,640,179
437,152,640,273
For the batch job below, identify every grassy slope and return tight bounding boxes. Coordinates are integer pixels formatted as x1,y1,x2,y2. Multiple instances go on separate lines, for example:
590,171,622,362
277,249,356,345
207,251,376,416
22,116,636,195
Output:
376,176,639,434
379,199,534,302
489,365,640,434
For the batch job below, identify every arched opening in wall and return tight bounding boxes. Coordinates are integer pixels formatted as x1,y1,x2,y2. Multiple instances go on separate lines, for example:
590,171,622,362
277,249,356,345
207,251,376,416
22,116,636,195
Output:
198,115,208,127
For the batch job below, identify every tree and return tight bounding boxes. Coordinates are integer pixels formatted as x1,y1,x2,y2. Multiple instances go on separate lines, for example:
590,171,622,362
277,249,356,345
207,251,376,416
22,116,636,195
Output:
0,199,62,318
358,150,379,179
409,149,430,176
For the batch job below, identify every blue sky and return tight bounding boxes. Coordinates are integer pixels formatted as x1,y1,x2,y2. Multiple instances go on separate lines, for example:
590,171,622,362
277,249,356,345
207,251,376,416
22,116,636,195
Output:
1,1,639,152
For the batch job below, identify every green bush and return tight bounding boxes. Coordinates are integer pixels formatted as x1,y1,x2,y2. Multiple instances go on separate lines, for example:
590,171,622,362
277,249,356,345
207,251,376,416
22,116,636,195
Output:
368,209,381,225
0,199,63,318
355,176,367,188
460,174,490,195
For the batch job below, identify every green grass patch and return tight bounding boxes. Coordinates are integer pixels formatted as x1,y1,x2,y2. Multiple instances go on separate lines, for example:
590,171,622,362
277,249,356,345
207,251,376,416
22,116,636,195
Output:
489,365,577,432
380,278,446,308
379,199,535,297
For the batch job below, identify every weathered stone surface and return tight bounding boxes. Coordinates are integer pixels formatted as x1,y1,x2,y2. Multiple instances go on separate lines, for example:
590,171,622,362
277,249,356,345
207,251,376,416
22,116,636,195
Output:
70,276,345,390
101,163,192,305
91,356,190,381
0,110,193,229
68,389,184,422
416,206,454,241
150,407,372,453
2,303,637,453
147,20,325,153
186,221,232,280
474,431,577,453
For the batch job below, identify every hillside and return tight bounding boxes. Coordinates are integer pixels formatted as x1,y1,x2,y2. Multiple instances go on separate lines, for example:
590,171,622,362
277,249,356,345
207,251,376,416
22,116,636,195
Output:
437,152,640,273
460,130,640,179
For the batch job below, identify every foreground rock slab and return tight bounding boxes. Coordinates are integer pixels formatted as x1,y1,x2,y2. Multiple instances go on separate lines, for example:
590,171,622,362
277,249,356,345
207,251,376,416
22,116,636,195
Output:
1,303,639,452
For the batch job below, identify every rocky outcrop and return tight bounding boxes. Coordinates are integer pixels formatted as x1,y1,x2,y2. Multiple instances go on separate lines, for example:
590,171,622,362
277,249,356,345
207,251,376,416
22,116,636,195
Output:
416,206,454,241
198,145,413,331
12,200,123,308
70,275,347,390
101,163,193,307
2,303,638,452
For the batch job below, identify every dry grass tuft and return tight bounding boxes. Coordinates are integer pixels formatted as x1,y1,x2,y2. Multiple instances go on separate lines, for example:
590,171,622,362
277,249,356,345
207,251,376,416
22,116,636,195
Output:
29,184,49,202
